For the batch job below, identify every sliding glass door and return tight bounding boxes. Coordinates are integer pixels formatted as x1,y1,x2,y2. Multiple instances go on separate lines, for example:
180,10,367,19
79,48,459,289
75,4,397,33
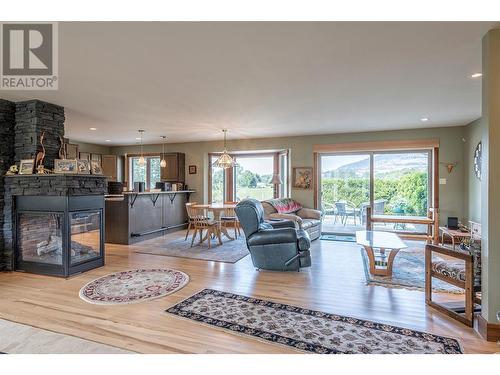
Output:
319,154,371,234
372,151,430,232
319,150,431,235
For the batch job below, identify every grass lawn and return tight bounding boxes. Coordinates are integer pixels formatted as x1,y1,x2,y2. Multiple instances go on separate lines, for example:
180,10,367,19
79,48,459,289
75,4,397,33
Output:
235,186,274,201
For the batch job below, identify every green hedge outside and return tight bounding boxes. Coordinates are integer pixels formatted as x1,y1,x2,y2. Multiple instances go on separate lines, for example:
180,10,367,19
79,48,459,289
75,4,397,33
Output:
321,171,428,216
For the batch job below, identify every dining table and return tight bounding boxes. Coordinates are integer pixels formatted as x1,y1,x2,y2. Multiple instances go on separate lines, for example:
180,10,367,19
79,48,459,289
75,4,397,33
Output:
192,203,238,241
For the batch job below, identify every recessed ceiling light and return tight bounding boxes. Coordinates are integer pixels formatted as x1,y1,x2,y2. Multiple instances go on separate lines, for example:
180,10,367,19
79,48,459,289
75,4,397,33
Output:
105,140,111,142
471,73,483,78
420,117,429,122
89,127,97,131
135,137,141,140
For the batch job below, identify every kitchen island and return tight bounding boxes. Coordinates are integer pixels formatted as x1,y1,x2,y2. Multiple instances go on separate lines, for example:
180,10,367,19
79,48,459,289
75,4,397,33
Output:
105,190,194,244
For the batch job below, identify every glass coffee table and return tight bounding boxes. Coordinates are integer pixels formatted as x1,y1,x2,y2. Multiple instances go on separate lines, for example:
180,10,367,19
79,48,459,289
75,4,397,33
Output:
356,230,407,277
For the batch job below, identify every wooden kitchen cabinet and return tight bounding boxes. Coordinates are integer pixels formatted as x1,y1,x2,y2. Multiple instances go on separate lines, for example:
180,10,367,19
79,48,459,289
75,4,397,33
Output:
102,154,118,181
160,152,185,182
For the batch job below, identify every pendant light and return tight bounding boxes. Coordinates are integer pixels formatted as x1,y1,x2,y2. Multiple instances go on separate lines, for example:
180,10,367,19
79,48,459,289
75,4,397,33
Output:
213,129,236,169
271,173,283,185
138,129,145,166
160,136,167,168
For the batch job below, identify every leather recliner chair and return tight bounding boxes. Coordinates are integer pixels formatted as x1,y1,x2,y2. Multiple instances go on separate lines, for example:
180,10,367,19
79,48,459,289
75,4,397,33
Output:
235,198,312,271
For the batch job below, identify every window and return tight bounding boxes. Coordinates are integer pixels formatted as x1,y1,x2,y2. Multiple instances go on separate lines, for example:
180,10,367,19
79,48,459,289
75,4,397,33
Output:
234,156,275,201
209,150,289,203
129,156,161,191
210,154,225,203
279,151,289,198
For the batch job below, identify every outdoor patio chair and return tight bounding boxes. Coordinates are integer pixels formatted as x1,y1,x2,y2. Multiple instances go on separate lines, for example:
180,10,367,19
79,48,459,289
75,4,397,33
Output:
322,202,336,216
335,201,358,225
358,202,370,225
373,199,386,215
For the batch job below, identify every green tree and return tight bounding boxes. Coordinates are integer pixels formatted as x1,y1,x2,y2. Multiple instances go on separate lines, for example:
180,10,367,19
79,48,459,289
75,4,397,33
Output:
321,171,428,216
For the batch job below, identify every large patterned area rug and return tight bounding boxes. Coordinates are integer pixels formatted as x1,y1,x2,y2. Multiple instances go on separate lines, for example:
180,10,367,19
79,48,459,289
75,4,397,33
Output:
79,268,189,305
361,246,463,294
133,235,249,263
166,289,463,354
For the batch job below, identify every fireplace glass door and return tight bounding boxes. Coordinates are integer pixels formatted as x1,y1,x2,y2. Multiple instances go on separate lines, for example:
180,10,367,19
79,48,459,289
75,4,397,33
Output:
18,212,64,265
70,210,102,265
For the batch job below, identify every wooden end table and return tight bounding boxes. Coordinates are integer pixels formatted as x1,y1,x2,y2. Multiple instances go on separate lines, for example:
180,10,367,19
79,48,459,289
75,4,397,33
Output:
439,226,471,250
356,230,407,277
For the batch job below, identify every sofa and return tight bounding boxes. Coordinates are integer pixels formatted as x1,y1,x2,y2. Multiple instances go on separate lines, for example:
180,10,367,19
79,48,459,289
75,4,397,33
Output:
235,199,312,271
261,198,322,241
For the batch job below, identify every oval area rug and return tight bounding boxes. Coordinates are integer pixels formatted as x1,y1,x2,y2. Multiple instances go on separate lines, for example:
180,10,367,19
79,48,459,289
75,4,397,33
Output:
79,269,189,305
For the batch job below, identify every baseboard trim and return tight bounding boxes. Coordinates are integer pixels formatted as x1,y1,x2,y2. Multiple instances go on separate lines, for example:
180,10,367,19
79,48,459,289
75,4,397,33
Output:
476,315,500,341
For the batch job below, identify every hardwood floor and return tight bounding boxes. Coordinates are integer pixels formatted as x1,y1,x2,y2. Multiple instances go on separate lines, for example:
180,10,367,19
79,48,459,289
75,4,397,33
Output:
0,232,498,354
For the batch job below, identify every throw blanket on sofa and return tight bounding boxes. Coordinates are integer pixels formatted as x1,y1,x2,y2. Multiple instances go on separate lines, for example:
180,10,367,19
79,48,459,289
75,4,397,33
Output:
265,198,302,214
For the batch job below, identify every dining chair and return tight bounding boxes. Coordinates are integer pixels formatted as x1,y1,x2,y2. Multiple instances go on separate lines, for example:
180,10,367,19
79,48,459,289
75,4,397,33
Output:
185,202,198,240
190,206,222,248
221,202,240,239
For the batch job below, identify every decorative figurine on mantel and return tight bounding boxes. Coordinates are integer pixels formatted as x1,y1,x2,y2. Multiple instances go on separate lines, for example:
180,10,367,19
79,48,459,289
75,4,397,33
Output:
34,131,46,172
5,165,18,175
59,135,67,159
36,164,52,174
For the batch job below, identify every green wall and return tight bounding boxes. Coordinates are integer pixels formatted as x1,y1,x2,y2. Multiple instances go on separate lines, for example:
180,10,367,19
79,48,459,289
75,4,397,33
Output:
480,29,500,324
69,140,111,155
110,125,467,225
463,118,484,224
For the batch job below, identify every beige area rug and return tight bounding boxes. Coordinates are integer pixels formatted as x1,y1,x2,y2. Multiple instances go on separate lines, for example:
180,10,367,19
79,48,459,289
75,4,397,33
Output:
133,232,249,263
166,289,463,354
79,268,189,305
0,319,131,354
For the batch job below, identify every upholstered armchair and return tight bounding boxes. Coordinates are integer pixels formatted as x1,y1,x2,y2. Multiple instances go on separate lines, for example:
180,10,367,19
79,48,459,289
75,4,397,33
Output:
235,199,312,271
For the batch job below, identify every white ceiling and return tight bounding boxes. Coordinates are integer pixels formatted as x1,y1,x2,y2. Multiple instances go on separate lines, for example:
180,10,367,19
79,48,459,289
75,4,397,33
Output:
0,22,496,145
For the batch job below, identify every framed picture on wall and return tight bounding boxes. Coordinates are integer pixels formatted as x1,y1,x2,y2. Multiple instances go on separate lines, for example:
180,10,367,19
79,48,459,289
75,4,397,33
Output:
292,167,313,189
188,165,197,174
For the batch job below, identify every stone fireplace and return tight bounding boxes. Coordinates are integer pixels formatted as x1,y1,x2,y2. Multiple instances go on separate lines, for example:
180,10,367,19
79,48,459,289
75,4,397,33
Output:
15,194,104,277
0,99,107,276
3,175,107,276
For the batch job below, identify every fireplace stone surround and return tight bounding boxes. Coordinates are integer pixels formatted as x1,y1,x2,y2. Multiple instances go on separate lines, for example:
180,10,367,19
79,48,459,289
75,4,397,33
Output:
0,99,107,275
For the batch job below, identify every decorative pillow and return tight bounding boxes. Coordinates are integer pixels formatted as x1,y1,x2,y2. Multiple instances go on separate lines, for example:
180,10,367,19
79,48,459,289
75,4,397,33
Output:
266,198,302,214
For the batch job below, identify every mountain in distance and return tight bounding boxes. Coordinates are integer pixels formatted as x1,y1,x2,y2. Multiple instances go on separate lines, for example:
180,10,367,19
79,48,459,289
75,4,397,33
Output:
322,153,428,179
